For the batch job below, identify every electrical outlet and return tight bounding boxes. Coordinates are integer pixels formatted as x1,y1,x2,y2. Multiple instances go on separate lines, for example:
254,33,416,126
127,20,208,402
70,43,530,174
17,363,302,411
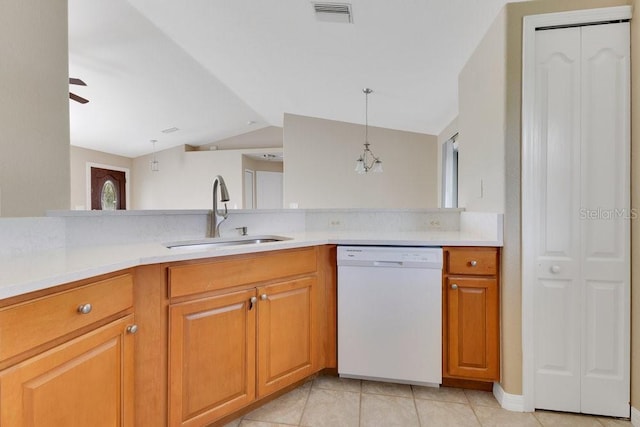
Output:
429,220,441,227
329,220,341,227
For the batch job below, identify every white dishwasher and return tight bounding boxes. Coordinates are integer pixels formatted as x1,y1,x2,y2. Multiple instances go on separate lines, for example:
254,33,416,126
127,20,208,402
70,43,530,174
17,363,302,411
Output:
337,246,442,386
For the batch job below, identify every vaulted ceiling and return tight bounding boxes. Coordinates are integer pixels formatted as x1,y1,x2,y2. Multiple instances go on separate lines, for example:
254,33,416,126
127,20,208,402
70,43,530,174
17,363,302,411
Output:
68,0,525,158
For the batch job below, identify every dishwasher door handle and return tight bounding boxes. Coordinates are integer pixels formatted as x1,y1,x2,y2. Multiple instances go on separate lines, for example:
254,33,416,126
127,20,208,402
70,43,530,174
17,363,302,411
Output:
373,261,404,267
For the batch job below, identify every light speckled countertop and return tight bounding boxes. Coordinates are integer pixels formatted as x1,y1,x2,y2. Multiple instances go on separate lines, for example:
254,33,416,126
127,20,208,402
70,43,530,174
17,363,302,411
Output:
0,230,501,300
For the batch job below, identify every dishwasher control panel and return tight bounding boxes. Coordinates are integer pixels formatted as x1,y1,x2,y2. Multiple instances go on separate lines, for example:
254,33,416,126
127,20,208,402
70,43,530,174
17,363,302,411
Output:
337,246,442,269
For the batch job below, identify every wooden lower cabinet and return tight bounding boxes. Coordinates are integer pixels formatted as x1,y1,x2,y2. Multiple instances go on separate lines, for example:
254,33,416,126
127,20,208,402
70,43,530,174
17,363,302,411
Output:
257,277,315,397
0,314,135,427
167,248,327,427
442,247,500,383
445,277,499,380
169,289,256,427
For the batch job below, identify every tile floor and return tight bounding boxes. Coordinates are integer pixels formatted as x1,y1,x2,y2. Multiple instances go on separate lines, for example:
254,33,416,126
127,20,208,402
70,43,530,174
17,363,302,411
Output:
224,375,633,427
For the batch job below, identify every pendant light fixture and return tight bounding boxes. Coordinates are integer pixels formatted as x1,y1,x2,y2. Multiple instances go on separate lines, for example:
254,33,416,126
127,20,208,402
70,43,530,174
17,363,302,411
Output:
355,88,383,174
150,140,160,172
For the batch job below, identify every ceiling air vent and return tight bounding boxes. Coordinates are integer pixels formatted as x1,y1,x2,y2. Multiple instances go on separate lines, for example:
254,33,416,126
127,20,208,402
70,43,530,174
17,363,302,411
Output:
313,2,353,23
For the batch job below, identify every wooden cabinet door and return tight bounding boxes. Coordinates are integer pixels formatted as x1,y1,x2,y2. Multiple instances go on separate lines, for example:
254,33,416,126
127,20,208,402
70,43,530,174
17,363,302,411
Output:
446,277,499,380
0,315,135,427
257,277,315,397
169,289,256,427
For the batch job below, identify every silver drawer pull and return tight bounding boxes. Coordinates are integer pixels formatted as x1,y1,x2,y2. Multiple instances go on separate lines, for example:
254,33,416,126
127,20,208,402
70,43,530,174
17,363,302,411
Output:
451,284,458,290
260,294,268,301
469,260,478,267
126,324,139,334
77,303,92,314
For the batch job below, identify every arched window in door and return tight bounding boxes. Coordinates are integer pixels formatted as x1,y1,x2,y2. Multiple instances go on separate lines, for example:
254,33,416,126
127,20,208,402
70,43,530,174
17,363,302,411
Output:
100,179,117,210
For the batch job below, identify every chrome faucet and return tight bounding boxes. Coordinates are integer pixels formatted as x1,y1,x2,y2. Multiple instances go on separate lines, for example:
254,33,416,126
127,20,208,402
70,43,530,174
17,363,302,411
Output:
210,175,230,237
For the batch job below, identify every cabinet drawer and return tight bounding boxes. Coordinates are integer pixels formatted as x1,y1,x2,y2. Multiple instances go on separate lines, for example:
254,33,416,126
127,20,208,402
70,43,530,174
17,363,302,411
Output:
169,247,317,298
447,248,498,276
0,274,133,362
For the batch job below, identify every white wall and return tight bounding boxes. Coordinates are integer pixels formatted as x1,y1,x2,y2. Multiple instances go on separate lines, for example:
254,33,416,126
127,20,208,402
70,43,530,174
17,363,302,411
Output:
283,114,438,209
0,0,70,217
132,145,281,210
70,146,133,210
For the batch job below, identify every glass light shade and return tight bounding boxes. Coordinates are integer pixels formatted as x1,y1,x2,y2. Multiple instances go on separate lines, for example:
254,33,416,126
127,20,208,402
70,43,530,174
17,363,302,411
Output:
372,159,383,173
355,158,366,174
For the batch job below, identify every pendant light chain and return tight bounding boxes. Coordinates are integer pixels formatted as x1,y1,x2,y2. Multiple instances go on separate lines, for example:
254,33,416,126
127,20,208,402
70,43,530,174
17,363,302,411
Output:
365,89,369,146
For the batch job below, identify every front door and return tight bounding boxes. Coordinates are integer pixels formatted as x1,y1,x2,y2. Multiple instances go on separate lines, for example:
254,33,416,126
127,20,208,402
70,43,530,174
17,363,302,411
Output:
91,167,126,210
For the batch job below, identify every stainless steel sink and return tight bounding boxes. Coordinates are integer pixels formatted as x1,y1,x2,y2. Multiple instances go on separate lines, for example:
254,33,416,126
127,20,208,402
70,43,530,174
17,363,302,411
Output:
164,235,292,250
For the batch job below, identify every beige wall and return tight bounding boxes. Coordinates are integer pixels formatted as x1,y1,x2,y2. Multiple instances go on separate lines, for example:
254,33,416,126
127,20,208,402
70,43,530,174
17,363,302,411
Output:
0,0,70,217
132,145,281,209
631,0,639,411
458,8,507,214
69,146,133,210
283,114,438,209
457,0,632,398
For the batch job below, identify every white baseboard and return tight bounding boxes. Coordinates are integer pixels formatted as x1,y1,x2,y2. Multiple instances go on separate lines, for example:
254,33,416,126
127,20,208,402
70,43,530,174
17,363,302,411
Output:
492,383,637,419
631,406,640,426
493,382,525,412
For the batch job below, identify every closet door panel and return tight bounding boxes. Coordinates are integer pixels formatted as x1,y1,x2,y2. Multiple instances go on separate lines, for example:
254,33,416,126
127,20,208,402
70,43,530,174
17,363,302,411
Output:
533,27,582,413
580,22,630,418
581,22,630,263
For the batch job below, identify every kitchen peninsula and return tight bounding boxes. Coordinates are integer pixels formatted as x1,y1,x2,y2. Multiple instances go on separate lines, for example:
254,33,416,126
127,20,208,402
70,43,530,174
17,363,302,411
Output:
0,209,502,426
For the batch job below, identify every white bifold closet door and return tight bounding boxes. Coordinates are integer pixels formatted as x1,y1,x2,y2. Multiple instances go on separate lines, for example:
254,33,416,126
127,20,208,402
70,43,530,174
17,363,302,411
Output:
533,22,630,417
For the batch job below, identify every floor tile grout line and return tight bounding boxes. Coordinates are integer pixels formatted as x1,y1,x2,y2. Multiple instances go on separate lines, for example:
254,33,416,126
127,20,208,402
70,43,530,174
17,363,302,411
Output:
361,391,414,398
464,389,490,427
357,387,363,427
468,403,485,426
532,409,611,427
296,380,313,427
410,386,424,427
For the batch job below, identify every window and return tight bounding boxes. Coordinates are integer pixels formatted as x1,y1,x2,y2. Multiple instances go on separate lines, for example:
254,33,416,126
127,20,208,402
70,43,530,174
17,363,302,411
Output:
441,134,458,208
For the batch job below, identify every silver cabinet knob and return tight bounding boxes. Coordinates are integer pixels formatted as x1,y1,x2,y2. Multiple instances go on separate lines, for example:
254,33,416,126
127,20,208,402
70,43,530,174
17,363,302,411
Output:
250,296,257,304
126,324,138,334
77,303,92,314
550,265,561,274
260,294,268,301
470,260,478,267
451,284,458,290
